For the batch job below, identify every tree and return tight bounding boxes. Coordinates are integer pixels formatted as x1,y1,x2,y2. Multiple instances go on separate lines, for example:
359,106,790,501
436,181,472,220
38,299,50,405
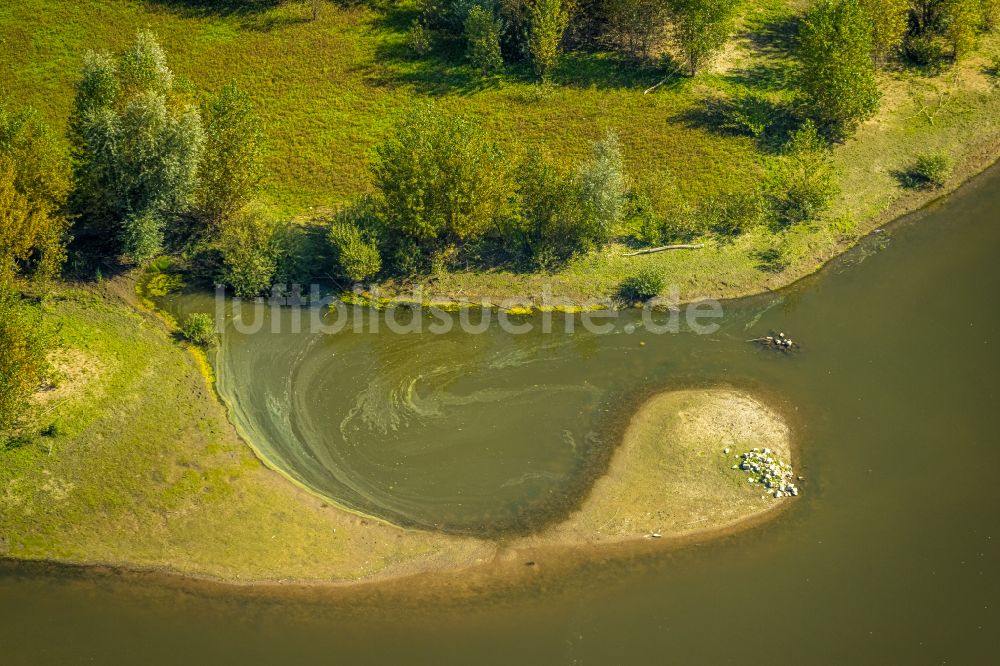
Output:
370,105,512,264
504,150,588,267
219,212,279,298
767,121,839,226
329,213,382,282
797,0,880,139
465,5,505,74
860,0,909,65
668,0,739,76
577,131,629,245
70,32,204,264
0,106,70,286
196,83,265,232
528,0,570,80
941,0,983,59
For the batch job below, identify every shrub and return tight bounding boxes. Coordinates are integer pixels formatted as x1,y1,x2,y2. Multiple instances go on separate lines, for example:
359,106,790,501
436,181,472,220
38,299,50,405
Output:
668,0,739,76
577,131,629,246
906,151,954,188
408,20,433,56
723,93,773,138
904,34,950,71
0,106,71,286
329,210,382,283
181,313,216,346
218,212,278,298
618,268,665,302
501,151,589,268
767,121,839,226
465,6,504,74
195,82,265,231
371,105,512,267
528,0,570,80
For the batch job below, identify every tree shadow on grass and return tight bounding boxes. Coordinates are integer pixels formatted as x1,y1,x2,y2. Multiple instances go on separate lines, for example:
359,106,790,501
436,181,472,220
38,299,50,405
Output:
673,93,799,153
145,0,283,18
146,0,312,32
725,15,800,92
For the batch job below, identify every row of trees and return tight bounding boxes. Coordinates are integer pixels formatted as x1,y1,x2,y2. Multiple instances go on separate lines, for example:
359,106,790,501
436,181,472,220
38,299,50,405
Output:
417,0,740,79
329,105,628,280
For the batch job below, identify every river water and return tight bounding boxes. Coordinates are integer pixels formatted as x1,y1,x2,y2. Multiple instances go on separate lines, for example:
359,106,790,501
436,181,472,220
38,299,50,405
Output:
3,164,999,663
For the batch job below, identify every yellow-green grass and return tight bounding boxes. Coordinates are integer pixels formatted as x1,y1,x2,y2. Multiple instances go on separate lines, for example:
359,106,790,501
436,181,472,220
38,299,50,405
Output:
513,388,794,549
1,287,795,583
0,0,777,215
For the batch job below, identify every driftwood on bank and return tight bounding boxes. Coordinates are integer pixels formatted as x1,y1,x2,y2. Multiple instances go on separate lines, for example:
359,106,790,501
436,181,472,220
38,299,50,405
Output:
622,244,705,257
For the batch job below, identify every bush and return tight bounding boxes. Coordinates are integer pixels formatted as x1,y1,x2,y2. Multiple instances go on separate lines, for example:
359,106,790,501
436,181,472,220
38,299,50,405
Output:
408,20,433,56
195,82,265,231
528,0,570,80
903,34,950,71
797,0,880,139
500,151,589,268
618,268,665,302
906,151,954,188
329,210,382,283
371,105,512,267
767,121,839,226
218,212,278,298
577,131,629,246
465,6,504,74
181,313,216,346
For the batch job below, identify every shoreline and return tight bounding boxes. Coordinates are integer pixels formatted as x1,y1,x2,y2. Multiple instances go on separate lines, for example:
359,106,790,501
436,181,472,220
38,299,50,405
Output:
5,143,998,598
2,386,800,593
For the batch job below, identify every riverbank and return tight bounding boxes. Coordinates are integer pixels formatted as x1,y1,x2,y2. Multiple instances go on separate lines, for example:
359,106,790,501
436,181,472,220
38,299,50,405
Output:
0,287,796,585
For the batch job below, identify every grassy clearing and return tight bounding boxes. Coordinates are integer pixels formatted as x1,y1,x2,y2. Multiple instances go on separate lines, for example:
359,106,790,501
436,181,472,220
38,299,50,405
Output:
516,389,794,546
0,282,491,582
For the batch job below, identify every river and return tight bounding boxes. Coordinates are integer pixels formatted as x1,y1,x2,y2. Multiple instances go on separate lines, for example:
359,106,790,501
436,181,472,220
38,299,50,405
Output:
2,163,999,664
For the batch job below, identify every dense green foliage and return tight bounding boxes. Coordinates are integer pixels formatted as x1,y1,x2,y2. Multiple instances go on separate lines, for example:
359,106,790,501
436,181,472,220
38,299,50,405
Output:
70,32,205,264
528,0,570,80
0,106,71,287
768,121,839,227
860,0,910,64
798,0,880,139
907,150,955,187
465,5,505,75
181,312,217,346
219,212,280,298
329,206,383,282
370,105,512,267
196,83,266,231
669,0,740,75
618,268,665,301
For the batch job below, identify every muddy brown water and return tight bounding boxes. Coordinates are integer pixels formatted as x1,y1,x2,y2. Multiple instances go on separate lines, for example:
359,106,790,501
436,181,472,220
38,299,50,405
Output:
3,164,1000,663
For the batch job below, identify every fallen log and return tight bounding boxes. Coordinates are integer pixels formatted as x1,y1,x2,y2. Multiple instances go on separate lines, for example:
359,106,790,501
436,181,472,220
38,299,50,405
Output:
623,244,705,257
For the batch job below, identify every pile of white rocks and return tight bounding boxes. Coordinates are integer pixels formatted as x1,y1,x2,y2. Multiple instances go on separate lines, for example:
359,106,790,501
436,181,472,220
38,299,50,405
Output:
732,448,799,498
